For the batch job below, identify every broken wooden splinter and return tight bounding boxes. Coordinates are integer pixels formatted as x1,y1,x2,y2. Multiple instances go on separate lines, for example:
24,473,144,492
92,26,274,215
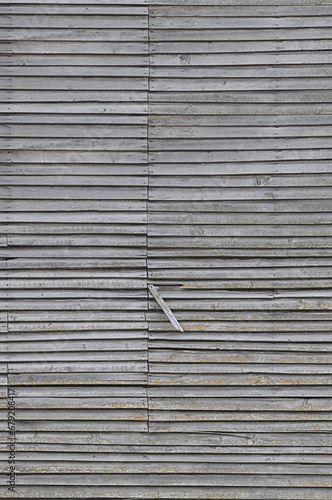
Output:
148,284,184,332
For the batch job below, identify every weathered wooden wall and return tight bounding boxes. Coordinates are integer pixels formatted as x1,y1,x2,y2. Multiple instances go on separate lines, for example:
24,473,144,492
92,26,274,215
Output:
2,0,332,498
1,0,150,496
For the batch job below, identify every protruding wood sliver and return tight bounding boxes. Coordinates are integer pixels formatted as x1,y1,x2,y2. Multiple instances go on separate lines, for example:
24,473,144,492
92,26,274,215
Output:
148,283,184,332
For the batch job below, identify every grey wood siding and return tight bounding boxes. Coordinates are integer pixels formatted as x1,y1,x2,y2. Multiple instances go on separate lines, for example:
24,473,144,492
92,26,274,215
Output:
1,1,150,496
2,0,332,498
147,1,332,500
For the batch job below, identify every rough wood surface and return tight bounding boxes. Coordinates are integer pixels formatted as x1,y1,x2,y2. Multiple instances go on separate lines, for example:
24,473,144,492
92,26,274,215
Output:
3,0,332,498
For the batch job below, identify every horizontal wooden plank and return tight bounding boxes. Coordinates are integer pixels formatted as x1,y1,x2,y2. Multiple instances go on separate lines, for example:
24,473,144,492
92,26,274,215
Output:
149,297,332,311
0,102,148,112
151,89,332,104
2,217,147,227
150,397,332,411
0,485,331,498
0,279,146,289
0,16,148,29
1,186,147,199
0,248,147,258
8,361,147,374
145,186,332,201
3,339,147,352
1,298,147,310
149,341,332,351
0,396,147,409
4,330,325,344
149,373,332,386
3,472,332,486
149,235,332,248
0,352,147,362
150,39,332,53
149,258,332,268
6,222,150,239
150,16,332,29
4,41,148,54
1,200,146,211
4,0,149,5
157,288,332,298
152,289,274,298
151,65,332,78
0,151,148,163
149,350,332,364
149,267,332,278
149,385,332,397
150,332,332,342
147,309,332,321
0,91,148,104
150,114,332,127
1,67,148,78
1,55,149,67
7,235,146,246
151,410,332,423
148,199,332,212
6,449,332,463
149,212,332,224
151,52,332,66
11,430,332,446
8,421,148,432
1,114,147,124
150,5,332,16
150,363,332,374
3,177,148,188
9,386,147,397
0,408,148,420
150,150,332,163
150,27,332,42
150,421,332,433
148,248,332,258
8,373,147,385
152,0,332,5
2,5,148,14
0,289,146,299
0,77,148,90
1,461,331,475
1,28,149,42
2,164,148,174
151,77,332,91
150,126,332,140
149,225,332,237
149,138,332,151
148,278,332,287
0,258,146,269
0,125,147,137
7,322,147,333
2,331,148,342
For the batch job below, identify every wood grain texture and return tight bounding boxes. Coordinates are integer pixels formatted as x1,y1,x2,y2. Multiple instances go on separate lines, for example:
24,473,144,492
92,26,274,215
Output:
3,3,150,497
3,0,332,498
146,2,332,499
